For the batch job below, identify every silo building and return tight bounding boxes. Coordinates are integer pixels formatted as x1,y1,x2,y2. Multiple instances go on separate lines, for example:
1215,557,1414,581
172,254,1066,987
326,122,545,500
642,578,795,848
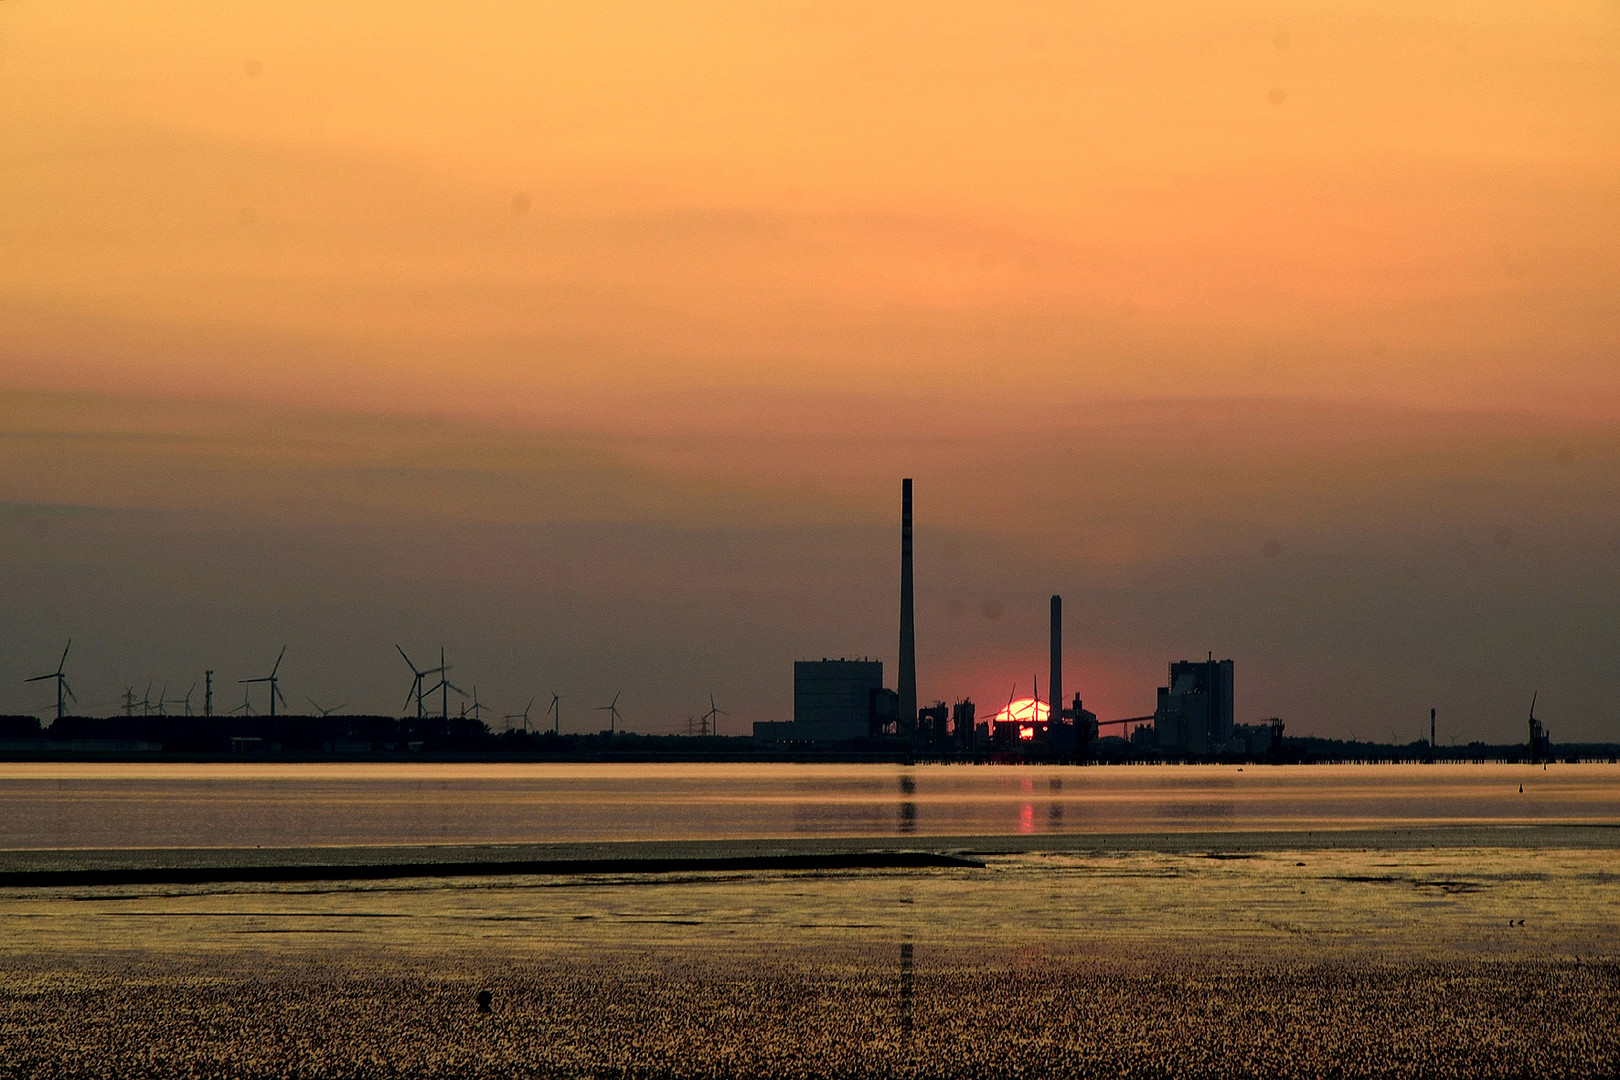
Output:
1153,656,1234,755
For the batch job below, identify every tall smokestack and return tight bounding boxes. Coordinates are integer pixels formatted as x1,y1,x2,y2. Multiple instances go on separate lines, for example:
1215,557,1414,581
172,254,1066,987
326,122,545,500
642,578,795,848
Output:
1049,595,1062,742
1430,707,1436,750
898,478,916,730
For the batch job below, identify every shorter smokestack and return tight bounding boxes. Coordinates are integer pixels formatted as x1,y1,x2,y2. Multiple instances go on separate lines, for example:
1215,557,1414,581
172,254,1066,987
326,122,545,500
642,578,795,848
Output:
1049,595,1062,740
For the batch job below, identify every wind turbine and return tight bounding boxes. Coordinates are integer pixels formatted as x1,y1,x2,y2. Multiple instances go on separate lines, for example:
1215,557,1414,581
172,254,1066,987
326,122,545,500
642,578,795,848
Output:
396,645,432,719
25,640,75,721
421,647,465,720
228,685,253,716
240,646,287,717
305,695,345,718
703,693,728,737
597,691,623,735
547,692,563,735
160,683,192,717
465,686,487,723
141,680,155,717
504,697,535,732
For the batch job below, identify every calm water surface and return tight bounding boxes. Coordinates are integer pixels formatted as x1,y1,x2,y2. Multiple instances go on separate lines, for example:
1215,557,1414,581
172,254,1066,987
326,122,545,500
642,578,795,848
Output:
2,762,1616,850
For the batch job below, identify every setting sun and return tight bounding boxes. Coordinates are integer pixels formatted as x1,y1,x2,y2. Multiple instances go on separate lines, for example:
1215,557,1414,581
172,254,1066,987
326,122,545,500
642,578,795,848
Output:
992,697,1050,741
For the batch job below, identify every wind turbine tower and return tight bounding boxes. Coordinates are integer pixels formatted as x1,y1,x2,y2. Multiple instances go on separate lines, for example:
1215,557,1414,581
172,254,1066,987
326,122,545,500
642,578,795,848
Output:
704,693,728,737
504,697,535,732
240,646,288,717
420,647,465,720
396,646,431,719
597,691,622,735
25,640,75,721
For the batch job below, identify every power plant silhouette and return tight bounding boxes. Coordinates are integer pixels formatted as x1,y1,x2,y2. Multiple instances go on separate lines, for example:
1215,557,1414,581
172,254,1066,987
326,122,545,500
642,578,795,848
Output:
756,478,1232,757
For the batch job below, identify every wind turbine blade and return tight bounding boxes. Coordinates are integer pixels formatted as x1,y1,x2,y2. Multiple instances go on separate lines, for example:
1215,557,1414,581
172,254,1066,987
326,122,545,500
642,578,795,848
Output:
64,682,76,702
58,640,72,672
24,674,50,683
274,685,287,706
397,644,418,672
271,646,286,677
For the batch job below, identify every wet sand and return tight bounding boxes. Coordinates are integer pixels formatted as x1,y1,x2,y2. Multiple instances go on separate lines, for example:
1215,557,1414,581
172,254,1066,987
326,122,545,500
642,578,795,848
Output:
4,832,1618,1077
6,950,1617,1079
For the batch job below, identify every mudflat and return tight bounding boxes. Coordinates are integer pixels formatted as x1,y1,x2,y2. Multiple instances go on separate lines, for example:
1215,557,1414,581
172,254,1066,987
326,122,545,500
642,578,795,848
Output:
3,833,1617,1077
6,951,1616,1079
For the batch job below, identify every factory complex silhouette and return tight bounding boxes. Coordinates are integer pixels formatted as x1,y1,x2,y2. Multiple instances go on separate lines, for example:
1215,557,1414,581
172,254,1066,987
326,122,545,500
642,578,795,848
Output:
2,480,1584,764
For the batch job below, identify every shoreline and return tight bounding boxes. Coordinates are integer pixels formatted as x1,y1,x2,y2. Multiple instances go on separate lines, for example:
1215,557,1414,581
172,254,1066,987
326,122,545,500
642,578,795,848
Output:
5,822,1619,885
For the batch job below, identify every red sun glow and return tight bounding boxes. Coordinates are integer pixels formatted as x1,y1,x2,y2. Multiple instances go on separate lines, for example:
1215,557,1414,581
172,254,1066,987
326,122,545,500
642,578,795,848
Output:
991,697,1049,740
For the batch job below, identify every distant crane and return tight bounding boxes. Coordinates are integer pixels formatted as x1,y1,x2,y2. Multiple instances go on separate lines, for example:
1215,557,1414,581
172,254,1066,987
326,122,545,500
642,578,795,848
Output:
547,692,564,735
25,640,75,721
597,691,623,735
240,646,288,717
503,697,535,732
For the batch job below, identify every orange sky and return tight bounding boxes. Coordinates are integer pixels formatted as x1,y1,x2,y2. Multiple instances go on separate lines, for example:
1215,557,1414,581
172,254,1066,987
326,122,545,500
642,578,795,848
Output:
2,0,1618,416
2,2,1618,738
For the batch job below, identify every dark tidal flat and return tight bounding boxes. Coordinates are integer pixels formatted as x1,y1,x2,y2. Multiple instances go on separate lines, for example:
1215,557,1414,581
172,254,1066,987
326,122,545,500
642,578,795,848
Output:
4,952,1618,1079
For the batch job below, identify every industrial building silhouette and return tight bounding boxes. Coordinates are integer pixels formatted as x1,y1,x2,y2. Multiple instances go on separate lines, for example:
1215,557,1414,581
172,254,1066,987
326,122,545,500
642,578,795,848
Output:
751,478,1245,758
